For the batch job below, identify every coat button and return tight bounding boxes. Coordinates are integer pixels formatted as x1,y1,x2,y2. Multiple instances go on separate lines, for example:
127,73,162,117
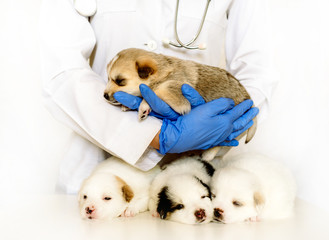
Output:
145,40,157,51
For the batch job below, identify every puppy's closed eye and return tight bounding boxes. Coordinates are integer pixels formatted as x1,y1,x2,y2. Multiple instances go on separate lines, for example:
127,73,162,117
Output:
201,195,210,199
112,78,126,86
103,197,112,201
232,200,244,207
175,204,184,210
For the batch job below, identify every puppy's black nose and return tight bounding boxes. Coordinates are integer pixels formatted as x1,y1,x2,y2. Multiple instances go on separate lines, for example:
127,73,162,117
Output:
86,206,95,214
214,208,224,219
104,93,110,100
195,209,206,221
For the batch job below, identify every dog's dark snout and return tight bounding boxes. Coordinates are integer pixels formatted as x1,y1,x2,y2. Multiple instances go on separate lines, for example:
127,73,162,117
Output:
104,92,118,104
86,206,95,214
195,209,206,221
214,208,224,219
104,93,110,100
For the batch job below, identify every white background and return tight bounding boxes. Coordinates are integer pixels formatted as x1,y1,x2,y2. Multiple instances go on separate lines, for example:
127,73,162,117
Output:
0,0,328,212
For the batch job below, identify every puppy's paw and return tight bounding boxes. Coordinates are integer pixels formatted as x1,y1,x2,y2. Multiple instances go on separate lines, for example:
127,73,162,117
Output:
171,103,191,115
201,147,220,161
122,208,136,218
138,100,151,121
148,199,159,218
121,105,130,112
247,216,260,222
151,211,160,218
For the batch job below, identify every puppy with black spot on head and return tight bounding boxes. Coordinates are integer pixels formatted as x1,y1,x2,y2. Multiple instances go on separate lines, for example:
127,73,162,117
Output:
103,48,257,161
211,153,296,224
148,156,215,224
78,156,160,220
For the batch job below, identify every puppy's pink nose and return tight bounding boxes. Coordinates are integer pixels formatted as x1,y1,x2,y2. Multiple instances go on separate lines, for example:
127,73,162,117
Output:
195,209,206,221
85,206,95,214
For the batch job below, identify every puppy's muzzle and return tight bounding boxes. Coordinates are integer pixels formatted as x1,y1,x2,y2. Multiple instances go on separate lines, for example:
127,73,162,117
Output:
194,209,206,222
85,206,96,219
86,206,95,214
104,92,121,105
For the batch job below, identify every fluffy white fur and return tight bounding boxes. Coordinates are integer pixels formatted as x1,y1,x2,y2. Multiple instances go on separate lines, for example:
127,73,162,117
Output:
149,157,214,224
78,156,160,220
211,153,296,223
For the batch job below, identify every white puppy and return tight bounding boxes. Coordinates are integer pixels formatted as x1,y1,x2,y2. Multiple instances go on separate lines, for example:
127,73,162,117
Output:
78,156,160,220
149,157,215,224
211,153,296,223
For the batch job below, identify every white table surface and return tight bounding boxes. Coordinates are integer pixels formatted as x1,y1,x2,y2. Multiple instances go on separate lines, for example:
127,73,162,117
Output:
2,194,329,240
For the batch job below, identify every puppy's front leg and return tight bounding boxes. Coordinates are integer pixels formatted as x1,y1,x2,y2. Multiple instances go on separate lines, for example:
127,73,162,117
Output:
138,83,191,120
247,216,261,222
121,105,130,112
153,84,191,115
124,195,149,217
201,147,222,161
148,197,160,218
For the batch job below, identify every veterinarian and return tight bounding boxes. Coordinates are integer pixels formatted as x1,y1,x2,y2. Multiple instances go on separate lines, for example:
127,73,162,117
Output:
40,0,275,194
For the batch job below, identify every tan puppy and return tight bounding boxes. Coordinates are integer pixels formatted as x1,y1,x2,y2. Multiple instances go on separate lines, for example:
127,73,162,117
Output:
104,48,257,160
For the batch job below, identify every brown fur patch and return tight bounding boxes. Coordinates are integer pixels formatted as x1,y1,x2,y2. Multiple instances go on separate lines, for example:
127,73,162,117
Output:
136,56,157,79
115,176,134,203
254,191,265,212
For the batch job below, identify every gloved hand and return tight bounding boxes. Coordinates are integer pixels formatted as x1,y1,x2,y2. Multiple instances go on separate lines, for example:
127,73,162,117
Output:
113,84,205,121
158,98,259,154
114,84,258,150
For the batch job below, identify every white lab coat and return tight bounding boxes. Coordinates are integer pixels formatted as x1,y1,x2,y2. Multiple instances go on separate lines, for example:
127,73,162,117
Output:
40,0,276,194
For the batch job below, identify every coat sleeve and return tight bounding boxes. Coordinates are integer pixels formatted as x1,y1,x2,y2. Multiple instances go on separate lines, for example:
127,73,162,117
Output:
40,0,163,169
226,0,278,122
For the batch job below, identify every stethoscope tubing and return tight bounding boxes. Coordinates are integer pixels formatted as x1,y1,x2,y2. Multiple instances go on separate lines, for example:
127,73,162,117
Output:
168,0,211,50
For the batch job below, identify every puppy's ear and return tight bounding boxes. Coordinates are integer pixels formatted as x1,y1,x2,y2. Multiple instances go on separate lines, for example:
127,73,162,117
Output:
122,184,134,203
157,186,173,220
107,59,114,75
254,191,265,213
115,176,134,203
107,60,112,71
107,55,119,76
135,56,157,79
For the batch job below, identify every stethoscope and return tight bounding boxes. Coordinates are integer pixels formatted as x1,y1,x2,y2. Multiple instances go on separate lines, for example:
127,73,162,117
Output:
74,0,211,50
162,0,211,50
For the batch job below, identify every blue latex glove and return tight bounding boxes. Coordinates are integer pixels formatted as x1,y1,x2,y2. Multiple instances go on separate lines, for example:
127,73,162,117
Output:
114,84,258,149
159,98,259,154
114,84,207,120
